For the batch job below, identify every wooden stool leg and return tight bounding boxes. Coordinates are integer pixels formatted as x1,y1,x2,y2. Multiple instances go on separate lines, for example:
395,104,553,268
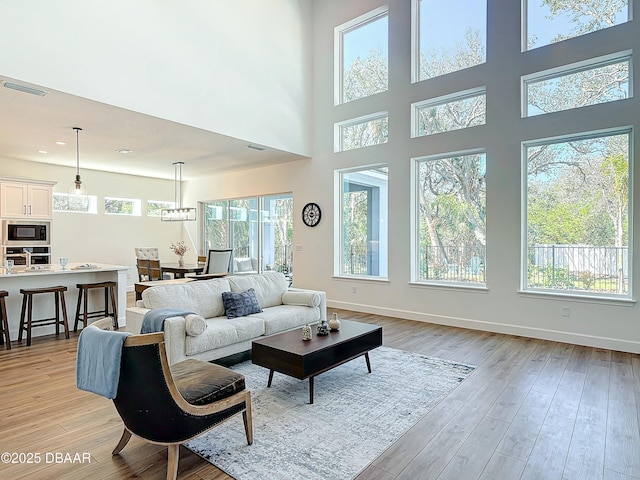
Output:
74,287,83,332
103,287,109,317
110,286,119,329
0,298,10,350
18,295,27,343
26,294,33,347
83,289,89,330
55,292,60,336
60,291,70,339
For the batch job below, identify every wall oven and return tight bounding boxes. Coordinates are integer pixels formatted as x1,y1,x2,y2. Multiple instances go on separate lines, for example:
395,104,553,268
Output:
2,220,51,245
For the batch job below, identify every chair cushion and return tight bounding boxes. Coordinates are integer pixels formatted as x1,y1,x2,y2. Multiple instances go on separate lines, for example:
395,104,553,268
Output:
170,359,245,406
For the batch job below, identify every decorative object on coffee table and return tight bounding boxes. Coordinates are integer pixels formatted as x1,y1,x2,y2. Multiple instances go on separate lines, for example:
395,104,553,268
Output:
170,240,189,267
316,318,329,336
329,312,341,331
302,324,312,341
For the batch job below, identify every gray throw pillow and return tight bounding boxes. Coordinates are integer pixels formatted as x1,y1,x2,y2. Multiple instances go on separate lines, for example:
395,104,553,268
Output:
222,288,262,319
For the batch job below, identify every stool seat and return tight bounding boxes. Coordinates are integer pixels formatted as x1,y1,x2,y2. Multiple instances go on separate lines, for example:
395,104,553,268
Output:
0,290,10,350
75,281,118,331
18,286,69,346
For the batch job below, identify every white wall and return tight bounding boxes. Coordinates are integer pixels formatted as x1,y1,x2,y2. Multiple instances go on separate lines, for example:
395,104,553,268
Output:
0,0,312,157
0,159,184,288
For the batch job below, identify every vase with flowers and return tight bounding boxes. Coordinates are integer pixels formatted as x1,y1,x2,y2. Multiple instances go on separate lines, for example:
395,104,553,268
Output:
170,241,190,266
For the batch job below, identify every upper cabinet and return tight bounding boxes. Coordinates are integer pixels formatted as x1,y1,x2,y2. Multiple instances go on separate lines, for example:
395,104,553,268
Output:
1,182,53,219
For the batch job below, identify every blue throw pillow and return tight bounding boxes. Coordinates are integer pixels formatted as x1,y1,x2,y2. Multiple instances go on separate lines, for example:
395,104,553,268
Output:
222,288,262,319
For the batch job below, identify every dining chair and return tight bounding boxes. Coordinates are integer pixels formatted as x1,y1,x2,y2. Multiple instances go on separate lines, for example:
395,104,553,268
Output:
204,249,233,274
135,248,170,281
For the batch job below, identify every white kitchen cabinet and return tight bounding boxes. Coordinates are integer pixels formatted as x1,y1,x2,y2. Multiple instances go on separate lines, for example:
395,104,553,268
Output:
0,182,53,219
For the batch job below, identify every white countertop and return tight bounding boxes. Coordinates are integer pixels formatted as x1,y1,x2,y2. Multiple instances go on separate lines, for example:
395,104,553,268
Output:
0,262,129,278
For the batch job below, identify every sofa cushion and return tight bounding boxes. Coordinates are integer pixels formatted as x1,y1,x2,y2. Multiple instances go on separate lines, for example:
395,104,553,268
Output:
185,316,265,356
142,278,231,319
222,288,262,319
251,305,321,335
227,271,288,308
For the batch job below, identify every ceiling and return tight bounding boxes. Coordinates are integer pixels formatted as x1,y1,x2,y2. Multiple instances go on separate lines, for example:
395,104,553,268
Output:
0,76,308,181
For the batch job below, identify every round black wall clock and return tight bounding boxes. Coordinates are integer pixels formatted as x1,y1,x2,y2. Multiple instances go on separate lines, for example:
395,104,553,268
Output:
302,202,321,227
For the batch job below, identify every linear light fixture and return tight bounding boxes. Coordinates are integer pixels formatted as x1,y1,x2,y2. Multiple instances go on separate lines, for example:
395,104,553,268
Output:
2,81,48,97
161,161,196,221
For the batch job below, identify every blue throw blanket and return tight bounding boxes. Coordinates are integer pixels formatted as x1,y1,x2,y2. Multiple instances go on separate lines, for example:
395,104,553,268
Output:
76,325,131,399
141,308,195,333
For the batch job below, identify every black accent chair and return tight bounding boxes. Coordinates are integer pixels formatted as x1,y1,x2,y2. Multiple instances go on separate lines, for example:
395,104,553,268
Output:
89,318,252,480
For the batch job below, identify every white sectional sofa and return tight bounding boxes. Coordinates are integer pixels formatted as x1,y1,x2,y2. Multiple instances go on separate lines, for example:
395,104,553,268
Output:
126,271,326,365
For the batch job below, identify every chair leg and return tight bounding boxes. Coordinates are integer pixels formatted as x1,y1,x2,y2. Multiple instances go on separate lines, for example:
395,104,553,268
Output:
243,395,253,445
166,444,180,480
112,428,133,455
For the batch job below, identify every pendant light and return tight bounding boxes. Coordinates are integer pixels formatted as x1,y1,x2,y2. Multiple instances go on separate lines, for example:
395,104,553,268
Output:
161,161,196,221
69,127,87,195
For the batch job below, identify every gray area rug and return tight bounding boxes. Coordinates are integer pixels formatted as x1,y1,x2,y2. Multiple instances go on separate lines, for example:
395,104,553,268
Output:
186,346,475,480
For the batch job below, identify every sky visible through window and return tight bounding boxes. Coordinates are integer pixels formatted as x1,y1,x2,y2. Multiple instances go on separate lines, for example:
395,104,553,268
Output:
343,15,388,71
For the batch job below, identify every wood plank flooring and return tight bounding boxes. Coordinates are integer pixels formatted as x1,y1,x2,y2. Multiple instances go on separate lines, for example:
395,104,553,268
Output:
0,299,639,479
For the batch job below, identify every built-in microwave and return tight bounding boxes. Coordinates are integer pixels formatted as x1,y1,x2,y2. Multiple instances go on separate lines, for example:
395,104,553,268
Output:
2,220,50,245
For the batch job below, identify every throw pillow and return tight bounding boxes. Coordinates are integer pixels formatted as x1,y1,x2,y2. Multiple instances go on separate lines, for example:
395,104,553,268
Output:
222,288,262,319
184,314,207,336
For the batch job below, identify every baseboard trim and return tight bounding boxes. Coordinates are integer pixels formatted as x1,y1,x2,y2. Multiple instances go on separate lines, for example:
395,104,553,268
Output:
328,300,640,354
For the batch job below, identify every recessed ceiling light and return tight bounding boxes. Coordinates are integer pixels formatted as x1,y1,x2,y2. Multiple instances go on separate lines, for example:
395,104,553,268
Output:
37,150,48,154
247,144,266,151
55,141,66,145
116,148,132,154
3,81,48,96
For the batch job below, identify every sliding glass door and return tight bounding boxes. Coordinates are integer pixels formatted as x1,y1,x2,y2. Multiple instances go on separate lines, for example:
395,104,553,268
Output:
202,193,293,278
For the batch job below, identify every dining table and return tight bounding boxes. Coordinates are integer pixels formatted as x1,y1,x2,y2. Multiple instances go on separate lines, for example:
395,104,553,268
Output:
160,263,205,279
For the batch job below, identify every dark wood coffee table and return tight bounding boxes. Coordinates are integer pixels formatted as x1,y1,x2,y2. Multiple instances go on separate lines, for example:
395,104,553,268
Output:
251,319,382,403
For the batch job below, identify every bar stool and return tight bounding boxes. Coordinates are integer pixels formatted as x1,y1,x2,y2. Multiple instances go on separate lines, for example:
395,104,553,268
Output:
74,281,118,331
18,286,70,347
0,290,11,350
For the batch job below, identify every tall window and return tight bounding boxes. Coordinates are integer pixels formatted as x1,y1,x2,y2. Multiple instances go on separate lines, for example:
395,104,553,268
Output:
523,53,631,117
203,194,293,276
414,0,486,82
524,130,631,296
337,166,388,278
525,0,630,51
335,6,388,104
415,152,486,285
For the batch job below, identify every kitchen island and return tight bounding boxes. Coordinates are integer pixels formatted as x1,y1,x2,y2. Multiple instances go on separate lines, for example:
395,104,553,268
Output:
0,263,128,343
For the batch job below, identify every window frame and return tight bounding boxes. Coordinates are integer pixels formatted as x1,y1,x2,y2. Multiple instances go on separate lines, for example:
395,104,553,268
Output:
521,127,633,299
411,149,488,287
334,164,389,279
103,196,142,216
334,111,389,152
334,5,389,105
411,87,487,138
521,51,633,117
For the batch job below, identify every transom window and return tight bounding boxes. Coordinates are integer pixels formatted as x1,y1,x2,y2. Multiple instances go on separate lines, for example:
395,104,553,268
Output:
147,200,175,217
104,197,141,216
335,112,389,152
412,88,486,137
335,6,388,104
523,52,631,117
53,192,97,214
524,130,631,296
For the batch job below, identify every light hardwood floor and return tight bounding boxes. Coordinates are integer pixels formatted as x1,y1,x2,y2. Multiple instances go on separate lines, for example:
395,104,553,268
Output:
0,296,639,479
